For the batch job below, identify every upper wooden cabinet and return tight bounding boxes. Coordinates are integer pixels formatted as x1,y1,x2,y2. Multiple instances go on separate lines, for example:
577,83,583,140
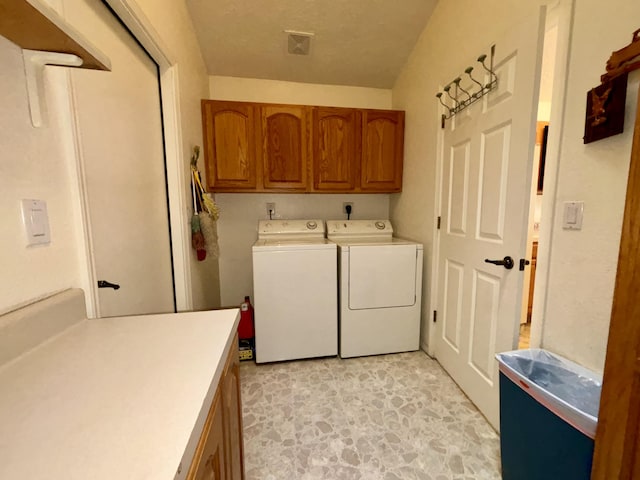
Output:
259,105,310,191
360,110,405,192
202,100,257,191
201,100,404,193
312,107,358,192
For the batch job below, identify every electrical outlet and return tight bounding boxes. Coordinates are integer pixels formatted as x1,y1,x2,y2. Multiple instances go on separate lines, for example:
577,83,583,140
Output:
343,202,353,214
266,202,276,218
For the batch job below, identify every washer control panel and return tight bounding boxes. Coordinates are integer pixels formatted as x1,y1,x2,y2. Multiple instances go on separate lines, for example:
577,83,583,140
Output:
257,219,325,239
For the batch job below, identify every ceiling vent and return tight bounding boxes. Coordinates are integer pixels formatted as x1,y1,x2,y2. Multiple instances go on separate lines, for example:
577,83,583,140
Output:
285,30,314,56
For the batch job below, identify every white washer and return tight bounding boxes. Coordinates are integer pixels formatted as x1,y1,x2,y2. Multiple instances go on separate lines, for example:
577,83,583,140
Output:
252,219,337,363
327,220,423,358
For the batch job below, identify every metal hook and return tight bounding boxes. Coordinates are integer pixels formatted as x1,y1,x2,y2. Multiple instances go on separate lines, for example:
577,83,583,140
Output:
478,50,498,87
465,66,484,91
435,92,452,116
443,84,459,109
453,77,472,101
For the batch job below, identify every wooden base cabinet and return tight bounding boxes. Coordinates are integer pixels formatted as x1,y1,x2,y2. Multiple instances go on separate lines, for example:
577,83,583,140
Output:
187,336,244,480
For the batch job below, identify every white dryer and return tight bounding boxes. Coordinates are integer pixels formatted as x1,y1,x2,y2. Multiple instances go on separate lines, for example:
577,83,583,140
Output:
327,220,423,358
252,219,337,363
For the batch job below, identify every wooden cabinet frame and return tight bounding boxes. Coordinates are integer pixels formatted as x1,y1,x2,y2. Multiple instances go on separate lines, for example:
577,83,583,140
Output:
201,100,404,193
186,336,245,480
591,83,640,479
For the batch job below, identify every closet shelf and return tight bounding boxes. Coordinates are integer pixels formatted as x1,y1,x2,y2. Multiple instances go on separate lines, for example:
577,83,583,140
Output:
0,0,111,71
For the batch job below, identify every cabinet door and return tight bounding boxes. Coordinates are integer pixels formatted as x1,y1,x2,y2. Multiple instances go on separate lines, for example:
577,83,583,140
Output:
259,105,310,191
360,110,405,192
312,107,358,192
187,388,227,480
202,100,257,191
222,338,244,480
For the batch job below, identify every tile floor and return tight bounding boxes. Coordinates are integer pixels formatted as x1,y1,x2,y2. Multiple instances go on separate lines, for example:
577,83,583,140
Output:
240,351,501,479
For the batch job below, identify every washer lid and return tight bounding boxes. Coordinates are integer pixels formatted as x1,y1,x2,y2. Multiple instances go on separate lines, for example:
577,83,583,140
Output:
327,219,393,240
253,238,336,252
257,219,325,240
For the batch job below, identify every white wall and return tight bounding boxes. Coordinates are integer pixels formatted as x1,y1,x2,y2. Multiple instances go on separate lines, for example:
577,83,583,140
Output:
0,36,86,314
539,0,640,372
209,76,393,306
210,76,392,108
391,0,546,353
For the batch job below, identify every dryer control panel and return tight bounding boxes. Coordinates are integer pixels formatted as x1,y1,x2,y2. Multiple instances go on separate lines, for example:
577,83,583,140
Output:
326,219,394,238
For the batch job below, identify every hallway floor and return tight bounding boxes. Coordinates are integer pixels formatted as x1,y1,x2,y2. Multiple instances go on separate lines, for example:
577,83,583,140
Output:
240,351,501,479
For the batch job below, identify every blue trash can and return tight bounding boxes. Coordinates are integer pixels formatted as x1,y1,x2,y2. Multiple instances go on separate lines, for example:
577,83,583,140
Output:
496,349,602,480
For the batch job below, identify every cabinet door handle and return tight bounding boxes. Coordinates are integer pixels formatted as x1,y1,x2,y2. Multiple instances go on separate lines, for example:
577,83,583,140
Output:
97,280,120,290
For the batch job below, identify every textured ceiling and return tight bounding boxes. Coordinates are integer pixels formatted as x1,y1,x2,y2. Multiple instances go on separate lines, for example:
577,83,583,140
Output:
186,0,439,89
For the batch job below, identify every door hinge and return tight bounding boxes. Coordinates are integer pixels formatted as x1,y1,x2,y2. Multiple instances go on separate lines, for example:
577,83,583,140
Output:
437,216,441,230
433,310,437,323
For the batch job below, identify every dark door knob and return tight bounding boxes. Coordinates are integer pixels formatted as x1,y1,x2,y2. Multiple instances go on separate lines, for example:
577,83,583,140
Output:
97,280,120,290
484,256,514,270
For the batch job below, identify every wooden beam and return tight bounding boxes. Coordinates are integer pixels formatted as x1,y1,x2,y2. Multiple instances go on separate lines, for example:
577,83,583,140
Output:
591,82,640,479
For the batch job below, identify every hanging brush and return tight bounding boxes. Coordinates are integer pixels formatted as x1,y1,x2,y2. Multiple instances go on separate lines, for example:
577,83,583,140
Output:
190,146,220,258
191,162,206,261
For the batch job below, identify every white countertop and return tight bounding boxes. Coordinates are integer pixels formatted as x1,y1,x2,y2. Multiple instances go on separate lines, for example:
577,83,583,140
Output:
0,309,240,479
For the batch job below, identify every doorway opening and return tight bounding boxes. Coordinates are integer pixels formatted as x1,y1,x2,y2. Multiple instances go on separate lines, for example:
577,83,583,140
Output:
518,8,559,349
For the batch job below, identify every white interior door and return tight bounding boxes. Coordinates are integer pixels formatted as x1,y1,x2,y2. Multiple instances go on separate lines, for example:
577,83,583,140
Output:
68,2,175,317
434,9,546,429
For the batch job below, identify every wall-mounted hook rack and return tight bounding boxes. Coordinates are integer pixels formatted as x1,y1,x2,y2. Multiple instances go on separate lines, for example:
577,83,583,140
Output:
436,45,498,128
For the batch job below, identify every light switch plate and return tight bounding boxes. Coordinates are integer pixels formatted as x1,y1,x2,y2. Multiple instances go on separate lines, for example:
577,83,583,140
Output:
21,199,51,245
562,201,584,230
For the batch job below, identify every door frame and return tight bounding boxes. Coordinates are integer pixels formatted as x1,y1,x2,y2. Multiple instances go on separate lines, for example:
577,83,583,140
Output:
591,80,640,479
426,0,573,355
72,0,192,315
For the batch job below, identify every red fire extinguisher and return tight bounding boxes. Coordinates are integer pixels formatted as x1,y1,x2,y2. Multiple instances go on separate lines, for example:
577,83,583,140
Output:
239,296,255,340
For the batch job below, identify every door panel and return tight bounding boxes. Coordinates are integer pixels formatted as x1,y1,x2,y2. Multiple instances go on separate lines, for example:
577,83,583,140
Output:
443,259,464,351
68,1,174,317
260,105,309,191
360,110,404,192
478,122,511,241
469,271,500,381
312,107,358,191
202,101,257,190
435,9,545,429
448,140,470,236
